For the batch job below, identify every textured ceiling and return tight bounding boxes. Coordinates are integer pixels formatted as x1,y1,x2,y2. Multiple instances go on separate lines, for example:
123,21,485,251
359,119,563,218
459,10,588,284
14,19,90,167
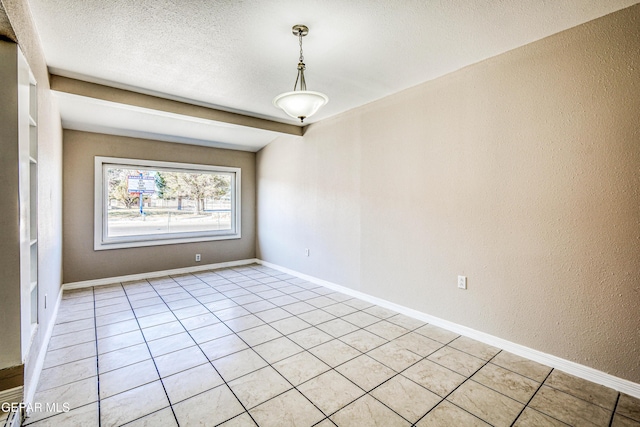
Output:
28,0,639,148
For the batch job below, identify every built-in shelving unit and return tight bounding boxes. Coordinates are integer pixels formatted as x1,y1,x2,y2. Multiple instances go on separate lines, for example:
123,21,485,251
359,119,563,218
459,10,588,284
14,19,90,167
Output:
28,75,38,329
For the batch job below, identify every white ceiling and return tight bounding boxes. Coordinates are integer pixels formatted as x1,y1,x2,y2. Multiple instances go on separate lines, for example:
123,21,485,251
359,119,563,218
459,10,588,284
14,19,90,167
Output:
29,0,638,151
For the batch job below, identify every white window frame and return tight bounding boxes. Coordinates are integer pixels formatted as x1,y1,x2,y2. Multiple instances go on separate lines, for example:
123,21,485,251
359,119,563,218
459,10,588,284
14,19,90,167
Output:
94,156,241,250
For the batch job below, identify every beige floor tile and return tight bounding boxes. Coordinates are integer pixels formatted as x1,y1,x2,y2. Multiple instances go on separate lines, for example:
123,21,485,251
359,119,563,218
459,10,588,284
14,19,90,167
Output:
124,407,178,426
24,402,98,427
163,363,224,404
255,307,292,323
269,316,311,335
343,298,374,310
402,359,467,397
228,366,292,409
133,303,171,318
330,394,410,426
449,336,501,361
146,332,196,357
172,304,210,320
288,327,335,349
371,375,442,423
212,348,268,381
545,370,619,410
153,345,209,378
237,324,283,346
100,380,169,426
297,309,337,325
200,334,249,361
393,332,443,356
306,296,337,308
472,363,540,403
189,322,234,344
427,346,485,377
339,329,388,353
618,394,640,422
335,355,396,391
37,358,97,392
51,318,95,336
309,339,361,367
47,328,96,351
281,301,316,315
253,336,304,364
316,318,360,338
363,305,398,319
448,380,524,427
136,312,177,329
97,329,145,354
180,312,220,330
249,388,325,427
529,385,612,427
141,320,186,342
99,359,159,398
416,401,491,427
98,342,151,373
95,310,136,327
224,314,266,332
513,407,570,426
612,414,640,427
218,412,258,426
173,385,244,426
386,314,426,330
272,351,331,386
268,295,302,307
243,300,277,313
342,311,380,328
95,319,140,340
491,351,552,382
297,370,364,415
365,320,409,340
321,303,358,317
28,377,98,424
415,324,460,344
43,341,96,369
367,341,423,372
215,305,252,321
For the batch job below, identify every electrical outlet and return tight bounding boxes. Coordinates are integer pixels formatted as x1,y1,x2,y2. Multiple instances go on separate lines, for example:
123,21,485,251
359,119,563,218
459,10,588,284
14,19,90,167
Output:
195,254,201,262
458,275,467,290
305,248,310,257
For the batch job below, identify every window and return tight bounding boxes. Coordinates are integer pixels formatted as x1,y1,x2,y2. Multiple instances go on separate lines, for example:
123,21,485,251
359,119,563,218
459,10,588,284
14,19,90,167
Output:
94,156,241,250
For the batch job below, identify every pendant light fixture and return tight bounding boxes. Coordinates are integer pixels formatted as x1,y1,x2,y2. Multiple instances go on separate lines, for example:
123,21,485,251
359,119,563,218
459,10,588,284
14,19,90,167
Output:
273,25,328,123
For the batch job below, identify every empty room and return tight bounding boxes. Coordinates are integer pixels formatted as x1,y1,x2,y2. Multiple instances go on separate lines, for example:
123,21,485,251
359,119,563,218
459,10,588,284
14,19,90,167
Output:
1,0,639,426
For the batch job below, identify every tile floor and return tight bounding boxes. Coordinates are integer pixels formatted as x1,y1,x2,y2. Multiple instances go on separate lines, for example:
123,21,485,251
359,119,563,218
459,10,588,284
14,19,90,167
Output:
15,264,640,426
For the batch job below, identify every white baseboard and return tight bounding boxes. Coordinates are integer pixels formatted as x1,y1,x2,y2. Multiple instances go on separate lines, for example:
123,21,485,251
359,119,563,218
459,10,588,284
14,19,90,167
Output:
23,287,63,406
63,259,259,290
257,260,640,399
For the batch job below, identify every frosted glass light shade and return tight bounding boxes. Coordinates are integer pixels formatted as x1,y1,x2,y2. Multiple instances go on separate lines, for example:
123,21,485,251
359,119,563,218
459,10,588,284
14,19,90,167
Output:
273,90,328,122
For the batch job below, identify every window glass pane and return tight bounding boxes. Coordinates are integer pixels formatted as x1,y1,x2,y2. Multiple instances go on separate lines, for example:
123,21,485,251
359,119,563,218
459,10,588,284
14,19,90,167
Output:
105,166,233,238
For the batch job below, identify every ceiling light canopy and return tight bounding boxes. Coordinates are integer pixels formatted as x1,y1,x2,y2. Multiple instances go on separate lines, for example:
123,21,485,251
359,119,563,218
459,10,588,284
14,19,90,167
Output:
273,25,328,123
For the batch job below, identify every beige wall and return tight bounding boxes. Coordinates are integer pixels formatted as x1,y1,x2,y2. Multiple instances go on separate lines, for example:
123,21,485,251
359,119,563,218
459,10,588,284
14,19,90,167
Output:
63,130,256,283
0,0,64,395
257,4,640,383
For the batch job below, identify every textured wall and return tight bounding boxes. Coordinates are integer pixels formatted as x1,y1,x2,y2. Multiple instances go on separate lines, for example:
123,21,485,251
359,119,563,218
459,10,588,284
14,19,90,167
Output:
257,5,640,382
63,131,256,283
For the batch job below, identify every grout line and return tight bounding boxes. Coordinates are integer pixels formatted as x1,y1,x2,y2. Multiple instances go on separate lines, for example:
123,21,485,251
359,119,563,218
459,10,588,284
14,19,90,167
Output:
509,364,554,426
608,392,621,427
92,287,102,427
120,283,181,426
